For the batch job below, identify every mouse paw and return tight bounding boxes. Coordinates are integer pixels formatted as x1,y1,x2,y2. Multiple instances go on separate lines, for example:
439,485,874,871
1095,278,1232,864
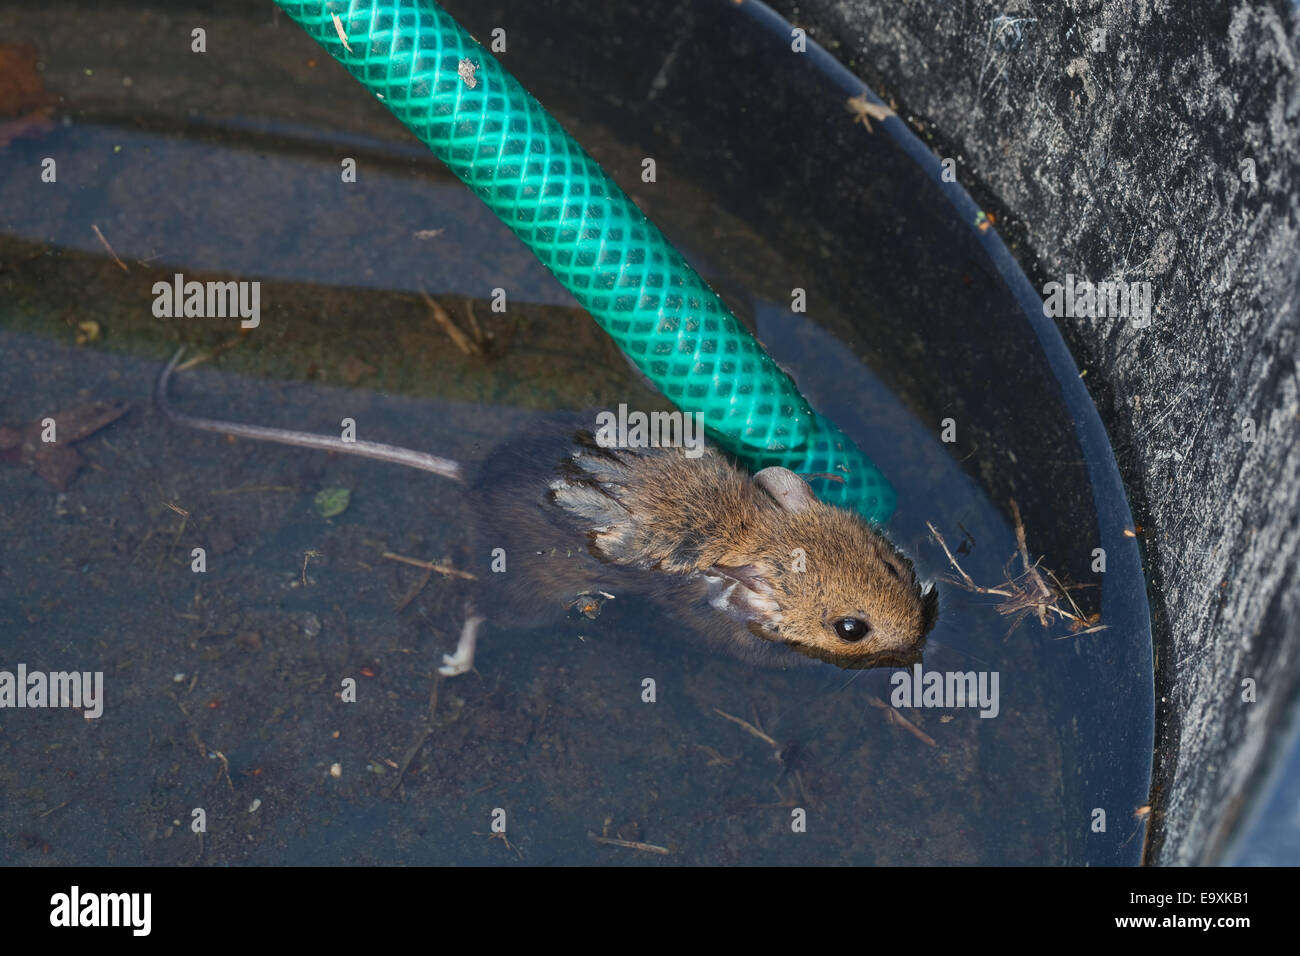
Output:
550,453,649,564
439,614,486,677
549,476,630,530
550,478,647,564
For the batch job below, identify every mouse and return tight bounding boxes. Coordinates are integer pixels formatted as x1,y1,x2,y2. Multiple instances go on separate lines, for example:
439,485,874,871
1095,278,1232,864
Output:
156,349,938,676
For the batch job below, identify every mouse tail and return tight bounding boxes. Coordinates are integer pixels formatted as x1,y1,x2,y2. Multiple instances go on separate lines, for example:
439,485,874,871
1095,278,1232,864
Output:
156,347,464,481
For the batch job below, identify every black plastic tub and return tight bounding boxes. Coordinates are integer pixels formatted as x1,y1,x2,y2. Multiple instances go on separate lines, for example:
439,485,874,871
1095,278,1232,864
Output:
0,0,1153,864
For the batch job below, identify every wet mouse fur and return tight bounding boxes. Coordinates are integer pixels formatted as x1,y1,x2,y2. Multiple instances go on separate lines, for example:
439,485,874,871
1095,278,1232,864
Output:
469,415,937,669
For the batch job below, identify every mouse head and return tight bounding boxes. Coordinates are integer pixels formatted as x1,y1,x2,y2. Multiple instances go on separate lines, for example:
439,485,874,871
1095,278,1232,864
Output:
707,466,938,669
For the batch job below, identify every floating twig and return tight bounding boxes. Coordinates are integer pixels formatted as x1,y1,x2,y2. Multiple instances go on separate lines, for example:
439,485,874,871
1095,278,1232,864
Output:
174,336,245,372
713,707,779,749
209,484,294,496
419,287,481,356
37,800,72,819
382,551,476,580
301,549,322,586
384,677,441,798
91,224,128,272
394,565,433,612
926,499,1107,637
869,697,937,747
589,833,670,855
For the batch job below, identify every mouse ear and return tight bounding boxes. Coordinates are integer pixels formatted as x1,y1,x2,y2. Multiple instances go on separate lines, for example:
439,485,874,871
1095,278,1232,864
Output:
754,467,816,513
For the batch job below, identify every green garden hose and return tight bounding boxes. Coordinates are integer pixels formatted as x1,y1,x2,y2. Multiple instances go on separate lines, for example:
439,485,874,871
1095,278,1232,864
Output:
273,0,896,523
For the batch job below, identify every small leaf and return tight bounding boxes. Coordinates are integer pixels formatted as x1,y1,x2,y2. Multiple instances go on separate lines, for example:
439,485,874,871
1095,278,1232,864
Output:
314,487,351,518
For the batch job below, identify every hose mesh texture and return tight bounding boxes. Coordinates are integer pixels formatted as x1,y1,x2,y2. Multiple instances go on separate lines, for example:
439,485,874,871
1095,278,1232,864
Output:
274,0,895,522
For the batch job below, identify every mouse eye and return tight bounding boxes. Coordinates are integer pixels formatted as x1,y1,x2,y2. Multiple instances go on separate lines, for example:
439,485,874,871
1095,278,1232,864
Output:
832,617,871,642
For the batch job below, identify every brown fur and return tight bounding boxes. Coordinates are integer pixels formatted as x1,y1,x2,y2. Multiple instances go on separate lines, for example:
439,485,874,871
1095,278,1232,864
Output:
473,418,937,669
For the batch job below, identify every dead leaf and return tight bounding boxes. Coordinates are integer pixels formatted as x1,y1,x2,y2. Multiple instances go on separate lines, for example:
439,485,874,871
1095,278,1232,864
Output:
33,446,81,489
0,44,57,147
1,399,130,489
